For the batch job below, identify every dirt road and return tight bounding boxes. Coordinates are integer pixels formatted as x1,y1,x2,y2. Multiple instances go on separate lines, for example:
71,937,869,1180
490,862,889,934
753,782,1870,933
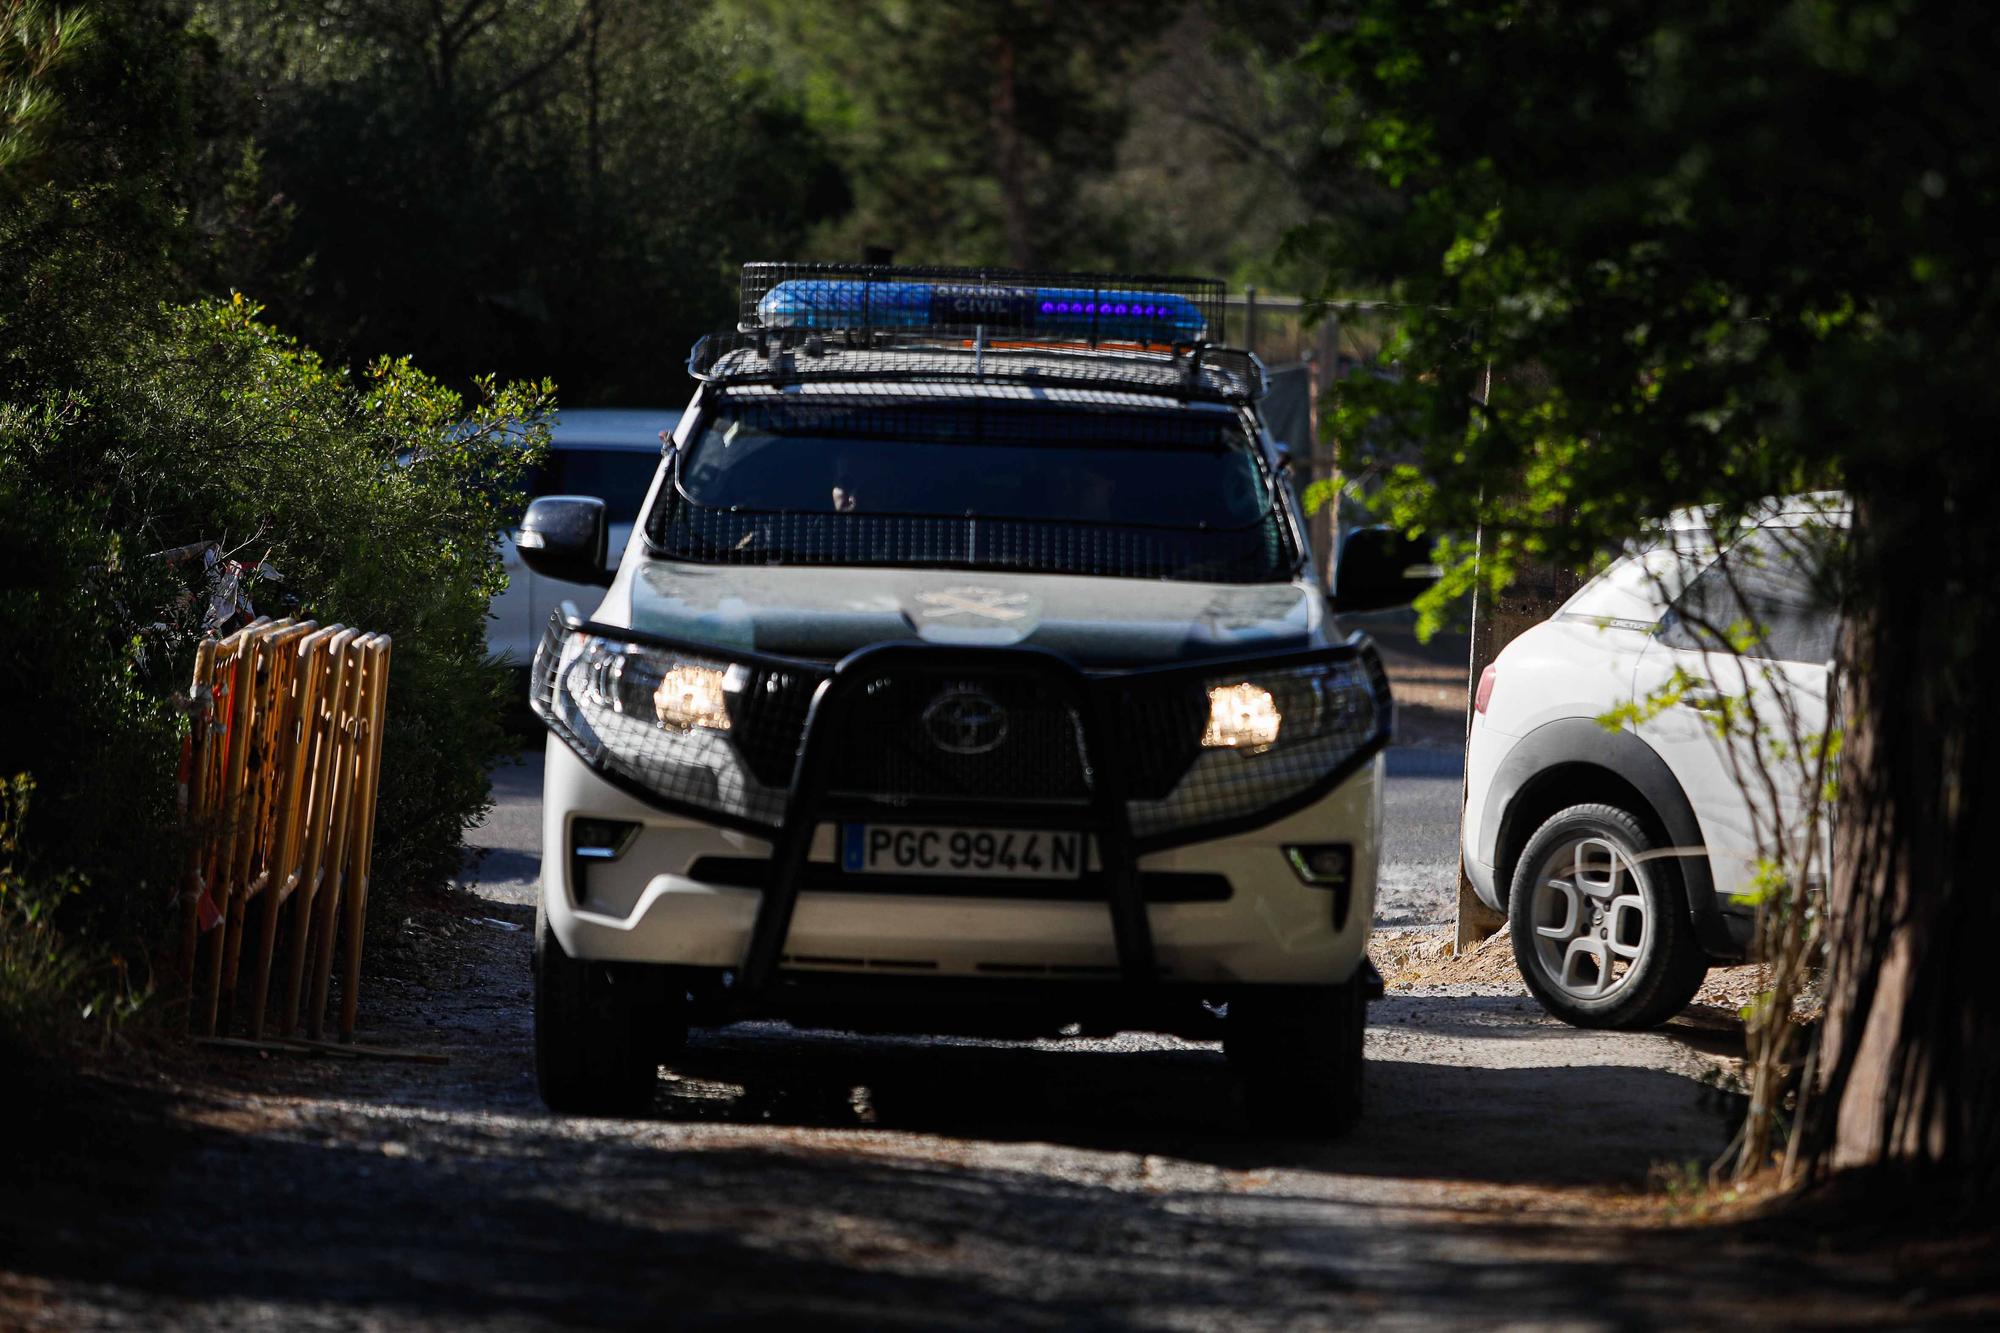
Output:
9,884,1985,1328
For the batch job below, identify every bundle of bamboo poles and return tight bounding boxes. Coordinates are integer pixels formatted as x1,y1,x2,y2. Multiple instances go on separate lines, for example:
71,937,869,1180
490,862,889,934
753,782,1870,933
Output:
177,617,391,1043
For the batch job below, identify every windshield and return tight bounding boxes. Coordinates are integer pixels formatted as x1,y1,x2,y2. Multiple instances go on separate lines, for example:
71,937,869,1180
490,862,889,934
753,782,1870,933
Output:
645,397,1296,583
678,399,1270,526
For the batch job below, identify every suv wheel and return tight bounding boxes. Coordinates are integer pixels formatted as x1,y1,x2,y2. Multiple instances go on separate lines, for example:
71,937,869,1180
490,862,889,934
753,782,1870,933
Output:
1507,804,1708,1030
1225,982,1367,1136
534,904,674,1115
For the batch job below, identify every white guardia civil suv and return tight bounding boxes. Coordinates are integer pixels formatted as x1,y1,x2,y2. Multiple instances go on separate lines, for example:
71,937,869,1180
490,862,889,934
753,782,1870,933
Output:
514,264,1435,1128
1462,495,1845,1028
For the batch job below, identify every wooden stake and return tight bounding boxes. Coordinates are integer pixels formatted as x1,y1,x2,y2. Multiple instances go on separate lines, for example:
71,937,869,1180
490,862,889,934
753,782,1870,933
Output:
339,636,391,1041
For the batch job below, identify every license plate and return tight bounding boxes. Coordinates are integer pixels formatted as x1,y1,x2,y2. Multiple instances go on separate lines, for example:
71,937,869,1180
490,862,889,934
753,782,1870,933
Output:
840,824,1086,880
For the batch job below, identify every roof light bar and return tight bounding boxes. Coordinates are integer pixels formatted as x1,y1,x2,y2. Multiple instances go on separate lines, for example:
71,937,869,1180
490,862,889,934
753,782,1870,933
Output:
755,279,1208,342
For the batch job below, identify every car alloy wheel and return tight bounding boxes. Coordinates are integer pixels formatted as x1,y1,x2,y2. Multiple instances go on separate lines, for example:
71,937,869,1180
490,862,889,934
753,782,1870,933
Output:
1507,802,1709,1030
1526,835,1651,1002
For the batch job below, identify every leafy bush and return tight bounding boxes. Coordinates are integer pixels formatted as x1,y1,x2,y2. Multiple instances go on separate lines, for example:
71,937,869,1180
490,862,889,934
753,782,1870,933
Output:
2,1,555,1057
105,297,553,915
0,293,551,1038
0,774,145,1062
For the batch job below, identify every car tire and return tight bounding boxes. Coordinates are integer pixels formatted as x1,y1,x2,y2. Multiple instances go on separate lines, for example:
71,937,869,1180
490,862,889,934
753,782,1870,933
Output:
1507,803,1708,1030
534,903,670,1115
1225,982,1367,1137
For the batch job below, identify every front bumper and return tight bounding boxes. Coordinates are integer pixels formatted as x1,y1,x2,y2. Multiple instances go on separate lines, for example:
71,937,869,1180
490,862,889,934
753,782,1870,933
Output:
542,735,1383,986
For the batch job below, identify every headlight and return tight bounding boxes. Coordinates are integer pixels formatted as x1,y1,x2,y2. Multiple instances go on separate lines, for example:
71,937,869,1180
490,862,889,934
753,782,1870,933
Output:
654,664,733,732
533,623,784,827
572,641,744,733
1127,657,1386,840
1202,682,1283,749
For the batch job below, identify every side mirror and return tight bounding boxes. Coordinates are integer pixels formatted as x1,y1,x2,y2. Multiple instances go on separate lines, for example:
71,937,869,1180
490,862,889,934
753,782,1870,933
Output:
518,496,611,588
1332,526,1442,613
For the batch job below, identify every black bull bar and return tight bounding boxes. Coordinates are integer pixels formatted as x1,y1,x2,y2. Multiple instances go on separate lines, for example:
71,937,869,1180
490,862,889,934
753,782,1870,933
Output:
531,612,1393,996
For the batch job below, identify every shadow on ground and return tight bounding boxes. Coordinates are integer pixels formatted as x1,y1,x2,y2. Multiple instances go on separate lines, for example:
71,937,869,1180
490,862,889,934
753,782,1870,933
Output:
7,897,1986,1329
642,1012,1738,1188
1,1050,1969,1330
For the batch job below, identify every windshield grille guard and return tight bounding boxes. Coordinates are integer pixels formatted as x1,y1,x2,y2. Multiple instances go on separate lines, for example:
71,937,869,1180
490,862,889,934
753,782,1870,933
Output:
643,492,1302,583
644,405,1304,582
531,609,1392,993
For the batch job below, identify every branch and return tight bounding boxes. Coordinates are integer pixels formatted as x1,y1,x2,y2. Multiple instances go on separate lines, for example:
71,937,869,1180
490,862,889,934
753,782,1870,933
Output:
475,13,588,116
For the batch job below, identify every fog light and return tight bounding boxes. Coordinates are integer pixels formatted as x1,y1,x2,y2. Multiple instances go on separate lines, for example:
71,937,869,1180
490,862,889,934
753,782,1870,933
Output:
572,817,640,861
1286,843,1354,931
570,817,640,908
1286,843,1352,886
1202,682,1282,749
654,665,733,732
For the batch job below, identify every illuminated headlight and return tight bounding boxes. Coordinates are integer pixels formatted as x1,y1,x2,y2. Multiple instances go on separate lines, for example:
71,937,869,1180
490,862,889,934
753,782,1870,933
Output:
1127,656,1388,841
1203,682,1283,749
532,621,788,826
569,639,745,734
654,665,732,732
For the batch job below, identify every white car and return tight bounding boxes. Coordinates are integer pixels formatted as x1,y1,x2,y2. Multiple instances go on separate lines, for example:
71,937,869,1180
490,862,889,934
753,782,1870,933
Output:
489,409,681,668
514,264,1434,1127
1462,495,1844,1028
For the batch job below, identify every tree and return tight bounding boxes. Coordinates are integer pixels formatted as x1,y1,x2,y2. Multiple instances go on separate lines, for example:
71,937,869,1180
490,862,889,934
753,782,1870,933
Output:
2,0,553,1026
0,1,93,177
1298,1,1998,1199
199,0,847,402
742,0,1169,269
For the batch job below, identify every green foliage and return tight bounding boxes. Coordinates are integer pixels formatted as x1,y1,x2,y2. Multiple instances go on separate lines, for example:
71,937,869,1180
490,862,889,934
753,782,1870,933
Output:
1299,1,2000,589
0,1,555,1057
0,0,94,178
1,290,556,932
197,0,848,403
0,774,147,1060
738,0,1173,269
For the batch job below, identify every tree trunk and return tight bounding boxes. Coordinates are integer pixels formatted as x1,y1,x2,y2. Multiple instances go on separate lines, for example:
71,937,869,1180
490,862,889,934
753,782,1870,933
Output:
1808,471,2000,1202
583,0,602,276
990,28,1033,269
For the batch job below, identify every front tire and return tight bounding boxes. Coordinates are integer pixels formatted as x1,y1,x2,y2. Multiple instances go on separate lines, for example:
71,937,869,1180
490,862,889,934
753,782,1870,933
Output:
1506,803,1708,1030
1226,982,1368,1136
534,903,670,1115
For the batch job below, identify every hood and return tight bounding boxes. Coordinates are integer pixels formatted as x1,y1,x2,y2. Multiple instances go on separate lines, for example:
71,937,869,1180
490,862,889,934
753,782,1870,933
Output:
625,563,1322,665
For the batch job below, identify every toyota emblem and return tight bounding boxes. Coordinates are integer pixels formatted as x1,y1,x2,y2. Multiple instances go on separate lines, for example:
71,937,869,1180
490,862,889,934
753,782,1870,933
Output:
922,687,1009,755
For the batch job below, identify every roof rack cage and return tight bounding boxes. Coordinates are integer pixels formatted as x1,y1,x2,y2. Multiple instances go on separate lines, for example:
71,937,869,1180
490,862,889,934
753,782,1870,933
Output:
691,263,1262,404
687,332,1269,404
737,261,1228,347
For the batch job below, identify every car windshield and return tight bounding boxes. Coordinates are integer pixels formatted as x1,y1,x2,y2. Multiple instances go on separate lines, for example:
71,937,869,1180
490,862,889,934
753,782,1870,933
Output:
646,396,1296,583
679,399,1269,525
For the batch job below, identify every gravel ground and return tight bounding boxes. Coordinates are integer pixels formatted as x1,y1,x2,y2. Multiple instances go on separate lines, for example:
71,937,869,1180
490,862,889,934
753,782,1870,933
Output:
8,885,1986,1327
5,635,1990,1327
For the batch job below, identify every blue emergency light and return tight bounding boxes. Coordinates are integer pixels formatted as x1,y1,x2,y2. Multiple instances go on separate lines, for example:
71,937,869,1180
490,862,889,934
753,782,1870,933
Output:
756,279,1208,342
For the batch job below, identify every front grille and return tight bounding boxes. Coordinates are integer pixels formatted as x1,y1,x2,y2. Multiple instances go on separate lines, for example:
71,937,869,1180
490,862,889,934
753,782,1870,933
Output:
1115,679,1207,799
824,673,1093,803
719,667,1209,806
725,665,825,788
686,856,1231,904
